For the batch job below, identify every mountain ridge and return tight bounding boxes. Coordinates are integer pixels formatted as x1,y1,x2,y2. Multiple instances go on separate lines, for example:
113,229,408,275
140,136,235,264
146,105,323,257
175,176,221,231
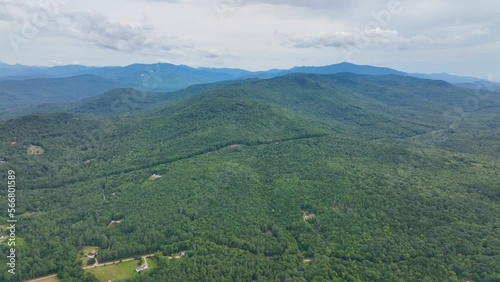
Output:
1,61,495,84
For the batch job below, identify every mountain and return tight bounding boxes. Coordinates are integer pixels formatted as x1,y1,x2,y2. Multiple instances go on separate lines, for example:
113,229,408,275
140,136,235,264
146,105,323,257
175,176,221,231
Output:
68,79,256,115
283,62,407,76
0,62,251,91
410,72,486,84
1,61,495,120
455,80,500,92
71,63,247,92
1,61,492,85
1,73,498,281
0,63,94,80
0,75,119,119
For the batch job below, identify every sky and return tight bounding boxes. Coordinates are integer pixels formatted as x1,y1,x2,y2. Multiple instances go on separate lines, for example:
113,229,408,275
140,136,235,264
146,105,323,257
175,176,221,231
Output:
0,0,498,78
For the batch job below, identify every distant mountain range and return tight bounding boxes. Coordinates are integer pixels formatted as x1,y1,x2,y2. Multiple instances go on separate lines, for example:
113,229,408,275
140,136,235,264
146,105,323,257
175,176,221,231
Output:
0,61,498,119
0,61,497,85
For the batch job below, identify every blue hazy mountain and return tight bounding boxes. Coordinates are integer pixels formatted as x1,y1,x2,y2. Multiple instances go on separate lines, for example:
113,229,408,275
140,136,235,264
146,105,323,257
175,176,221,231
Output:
0,61,491,84
1,61,498,119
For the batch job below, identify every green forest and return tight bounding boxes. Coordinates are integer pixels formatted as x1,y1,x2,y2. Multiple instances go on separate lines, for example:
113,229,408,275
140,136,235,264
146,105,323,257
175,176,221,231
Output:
0,73,499,281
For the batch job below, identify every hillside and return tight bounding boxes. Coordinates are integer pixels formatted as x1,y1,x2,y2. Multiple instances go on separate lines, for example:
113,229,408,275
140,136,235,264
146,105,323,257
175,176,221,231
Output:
284,62,407,76
0,73,499,282
2,61,495,121
68,79,255,115
0,75,119,119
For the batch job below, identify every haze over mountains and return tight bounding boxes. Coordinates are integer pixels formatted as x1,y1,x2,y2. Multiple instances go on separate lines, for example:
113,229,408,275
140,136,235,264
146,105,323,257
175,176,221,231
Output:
0,61,493,83
0,61,498,120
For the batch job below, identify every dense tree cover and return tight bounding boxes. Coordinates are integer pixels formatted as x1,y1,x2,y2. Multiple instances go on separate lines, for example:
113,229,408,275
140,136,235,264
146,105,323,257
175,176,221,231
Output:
0,73,499,281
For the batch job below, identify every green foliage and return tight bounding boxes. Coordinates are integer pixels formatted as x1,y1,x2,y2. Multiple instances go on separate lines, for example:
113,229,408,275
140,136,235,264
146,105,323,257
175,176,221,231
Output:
0,73,499,281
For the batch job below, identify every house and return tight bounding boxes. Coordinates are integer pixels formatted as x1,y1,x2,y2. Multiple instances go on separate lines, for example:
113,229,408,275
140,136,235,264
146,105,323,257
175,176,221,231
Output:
149,174,162,180
87,249,97,258
135,264,148,272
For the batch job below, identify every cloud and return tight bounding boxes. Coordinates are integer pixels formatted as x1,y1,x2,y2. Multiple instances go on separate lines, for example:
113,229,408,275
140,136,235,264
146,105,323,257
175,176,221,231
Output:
0,0,45,24
282,29,403,49
212,0,355,9
57,12,176,54
201,48,223,58
282,26,488,51
0,0,181,55
1,0,499,77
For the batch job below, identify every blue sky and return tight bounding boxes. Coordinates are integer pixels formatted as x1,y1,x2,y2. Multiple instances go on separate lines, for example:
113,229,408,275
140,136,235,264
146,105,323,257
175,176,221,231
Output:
0,0,498,78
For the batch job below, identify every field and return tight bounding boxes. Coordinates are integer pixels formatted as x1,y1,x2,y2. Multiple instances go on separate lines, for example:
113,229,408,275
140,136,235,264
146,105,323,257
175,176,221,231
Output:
85,260,139,282
146,257,158,269
27,145,45,155
2,236,25,247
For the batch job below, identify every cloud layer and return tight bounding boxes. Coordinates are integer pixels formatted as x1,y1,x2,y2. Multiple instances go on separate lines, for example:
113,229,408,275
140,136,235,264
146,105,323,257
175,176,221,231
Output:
0,0,498,77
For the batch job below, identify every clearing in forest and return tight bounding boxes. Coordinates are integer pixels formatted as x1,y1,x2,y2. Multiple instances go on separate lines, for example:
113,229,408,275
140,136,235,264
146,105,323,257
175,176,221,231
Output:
79,246,99,266
225,144,241,149
107,219,123,228
303,211,315,221
27,145,45,155
86,260,139,281
149,174,162,180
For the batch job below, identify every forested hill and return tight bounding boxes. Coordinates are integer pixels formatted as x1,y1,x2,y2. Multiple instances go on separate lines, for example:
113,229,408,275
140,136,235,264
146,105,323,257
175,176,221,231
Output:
0,75,120,119
0,73,499,281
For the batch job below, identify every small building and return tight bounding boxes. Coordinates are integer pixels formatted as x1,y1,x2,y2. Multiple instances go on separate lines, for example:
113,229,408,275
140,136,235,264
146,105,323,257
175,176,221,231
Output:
149,174,162,180
87,249,97,258
135,264,148,272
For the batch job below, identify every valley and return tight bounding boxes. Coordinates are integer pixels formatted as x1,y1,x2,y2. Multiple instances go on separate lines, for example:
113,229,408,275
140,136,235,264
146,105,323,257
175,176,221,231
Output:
0,68,499,282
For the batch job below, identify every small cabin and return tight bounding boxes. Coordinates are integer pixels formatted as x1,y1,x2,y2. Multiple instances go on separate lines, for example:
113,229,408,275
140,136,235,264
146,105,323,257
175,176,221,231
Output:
135,264,148,272
87,249,97,258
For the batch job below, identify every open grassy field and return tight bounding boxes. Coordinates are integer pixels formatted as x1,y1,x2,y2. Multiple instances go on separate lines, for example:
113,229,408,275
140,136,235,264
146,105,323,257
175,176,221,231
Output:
85,260,139,282
146,257,157,269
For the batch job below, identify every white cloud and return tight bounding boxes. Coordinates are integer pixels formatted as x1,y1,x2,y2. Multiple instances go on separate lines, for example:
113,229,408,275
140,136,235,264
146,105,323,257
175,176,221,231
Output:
0,0,498,76
201,48,223,58
57,12,176,54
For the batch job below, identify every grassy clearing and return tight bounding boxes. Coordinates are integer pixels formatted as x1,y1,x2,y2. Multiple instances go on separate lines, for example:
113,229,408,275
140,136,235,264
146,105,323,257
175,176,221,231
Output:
19,211,44,218
16,237,26,247
27,145,45,155
2,236,26,247
147,257,158,269
85,260,139,282
79,246,98,266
